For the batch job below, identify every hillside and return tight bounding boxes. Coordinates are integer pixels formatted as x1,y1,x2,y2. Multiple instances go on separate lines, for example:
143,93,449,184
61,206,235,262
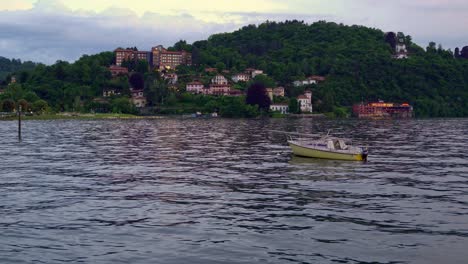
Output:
1,20,468,117
0,57,38,83
185,20,468,117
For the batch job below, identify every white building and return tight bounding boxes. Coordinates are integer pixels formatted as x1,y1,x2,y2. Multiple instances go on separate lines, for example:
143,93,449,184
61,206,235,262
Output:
232,73,251,83
212,75,229,85
270,104,289,114
164,73,178,85
186,81,204,93
297,91,312,113
251,70,264,78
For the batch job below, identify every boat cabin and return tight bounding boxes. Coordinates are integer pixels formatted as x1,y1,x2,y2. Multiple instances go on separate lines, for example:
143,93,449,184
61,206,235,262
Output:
326,139,348,150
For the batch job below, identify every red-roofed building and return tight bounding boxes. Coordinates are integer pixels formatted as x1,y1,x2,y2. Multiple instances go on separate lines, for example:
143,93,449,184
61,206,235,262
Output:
186,81,205,93
109,65,129,77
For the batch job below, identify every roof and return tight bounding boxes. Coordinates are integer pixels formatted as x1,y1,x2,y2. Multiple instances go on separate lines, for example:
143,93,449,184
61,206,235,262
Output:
270,103,289,106
297,95,309,99
187,81,203,85
308,75,326,81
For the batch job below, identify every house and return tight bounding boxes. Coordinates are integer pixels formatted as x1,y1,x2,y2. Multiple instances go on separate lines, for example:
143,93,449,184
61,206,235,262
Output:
209,84,231,96
245,68,264,78
273,87,285,97
270,103,289,114
212,75,229,85
130,89,146,108
102,88,121,97
232,73,251,83
109,65,129,77
0,89,5,95
186,81,204,93
297,90,312,113
293,76,326,87
163,73,178,85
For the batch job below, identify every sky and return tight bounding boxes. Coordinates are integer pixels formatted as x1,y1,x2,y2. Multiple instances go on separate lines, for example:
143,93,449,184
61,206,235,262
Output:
0,0,467,64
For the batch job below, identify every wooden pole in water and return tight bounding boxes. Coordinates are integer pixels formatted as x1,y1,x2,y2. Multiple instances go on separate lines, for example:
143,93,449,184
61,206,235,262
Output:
18,104,22,142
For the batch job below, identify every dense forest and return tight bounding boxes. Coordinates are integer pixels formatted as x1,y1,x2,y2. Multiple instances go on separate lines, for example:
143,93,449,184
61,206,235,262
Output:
183,21,468,117
0,57,37,82
1,20,467,117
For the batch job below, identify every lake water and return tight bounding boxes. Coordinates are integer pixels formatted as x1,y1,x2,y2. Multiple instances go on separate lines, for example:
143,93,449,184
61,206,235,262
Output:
0,118,467,264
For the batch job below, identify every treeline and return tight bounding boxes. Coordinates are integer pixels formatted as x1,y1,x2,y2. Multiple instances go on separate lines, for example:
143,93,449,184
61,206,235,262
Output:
0,52,137,114
0,57,37,82
176,20,468,117
1,20,468,117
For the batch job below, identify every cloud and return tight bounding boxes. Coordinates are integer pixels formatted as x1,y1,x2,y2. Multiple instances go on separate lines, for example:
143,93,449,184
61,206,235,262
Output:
0,0,467,64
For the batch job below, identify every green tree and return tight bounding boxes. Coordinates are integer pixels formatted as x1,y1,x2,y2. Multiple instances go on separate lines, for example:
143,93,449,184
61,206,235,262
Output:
288,98,300,114
31,99,49,114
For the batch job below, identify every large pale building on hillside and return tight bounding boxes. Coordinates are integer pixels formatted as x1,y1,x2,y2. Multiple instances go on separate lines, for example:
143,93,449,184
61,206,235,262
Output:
152,45,192,70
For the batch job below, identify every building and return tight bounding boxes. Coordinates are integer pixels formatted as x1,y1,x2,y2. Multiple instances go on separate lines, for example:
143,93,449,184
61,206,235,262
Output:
186,81,204,93
211,75,229,85
152,45,192,70
232,73,251,83
394,42,409,59
245,68,264,78
273,87,285,97
114,49,151,66
102,88,121,97
130,89,146,108
163,73,178,85
297,91,313,113
109,65,129,77
209,84,231,96
270,103,289,114
293,76,326,87
353,101,413,118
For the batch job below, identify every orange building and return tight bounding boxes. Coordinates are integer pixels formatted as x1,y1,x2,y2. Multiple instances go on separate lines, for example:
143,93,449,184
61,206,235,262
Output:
353,101,413,118
115,49,151,66
152,45,192,70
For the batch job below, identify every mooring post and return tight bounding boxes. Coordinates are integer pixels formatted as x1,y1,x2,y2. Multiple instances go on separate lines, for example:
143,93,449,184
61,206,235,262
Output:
18,105,22,142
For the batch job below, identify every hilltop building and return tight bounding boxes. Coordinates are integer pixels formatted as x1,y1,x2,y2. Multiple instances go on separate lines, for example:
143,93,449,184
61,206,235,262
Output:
115,49,151,66
151,45,192,70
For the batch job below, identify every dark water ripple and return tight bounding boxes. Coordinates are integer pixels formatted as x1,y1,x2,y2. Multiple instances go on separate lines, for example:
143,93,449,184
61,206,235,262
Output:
0,118,467,264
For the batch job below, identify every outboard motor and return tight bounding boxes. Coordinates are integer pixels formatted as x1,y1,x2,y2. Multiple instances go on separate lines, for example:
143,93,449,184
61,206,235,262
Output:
362,148,369,162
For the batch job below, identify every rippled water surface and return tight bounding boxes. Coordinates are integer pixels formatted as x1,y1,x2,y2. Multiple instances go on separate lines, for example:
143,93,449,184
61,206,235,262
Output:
1,118,467,264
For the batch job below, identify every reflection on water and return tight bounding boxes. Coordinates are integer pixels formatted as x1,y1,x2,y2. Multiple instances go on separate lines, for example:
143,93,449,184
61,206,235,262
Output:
0,118,467,264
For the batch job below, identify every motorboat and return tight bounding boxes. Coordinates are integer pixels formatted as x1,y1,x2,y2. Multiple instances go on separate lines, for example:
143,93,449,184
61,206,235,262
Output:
272,130,368,161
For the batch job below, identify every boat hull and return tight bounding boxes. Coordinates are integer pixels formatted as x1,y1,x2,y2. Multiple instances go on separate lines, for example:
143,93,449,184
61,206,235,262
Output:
289,142,367,161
